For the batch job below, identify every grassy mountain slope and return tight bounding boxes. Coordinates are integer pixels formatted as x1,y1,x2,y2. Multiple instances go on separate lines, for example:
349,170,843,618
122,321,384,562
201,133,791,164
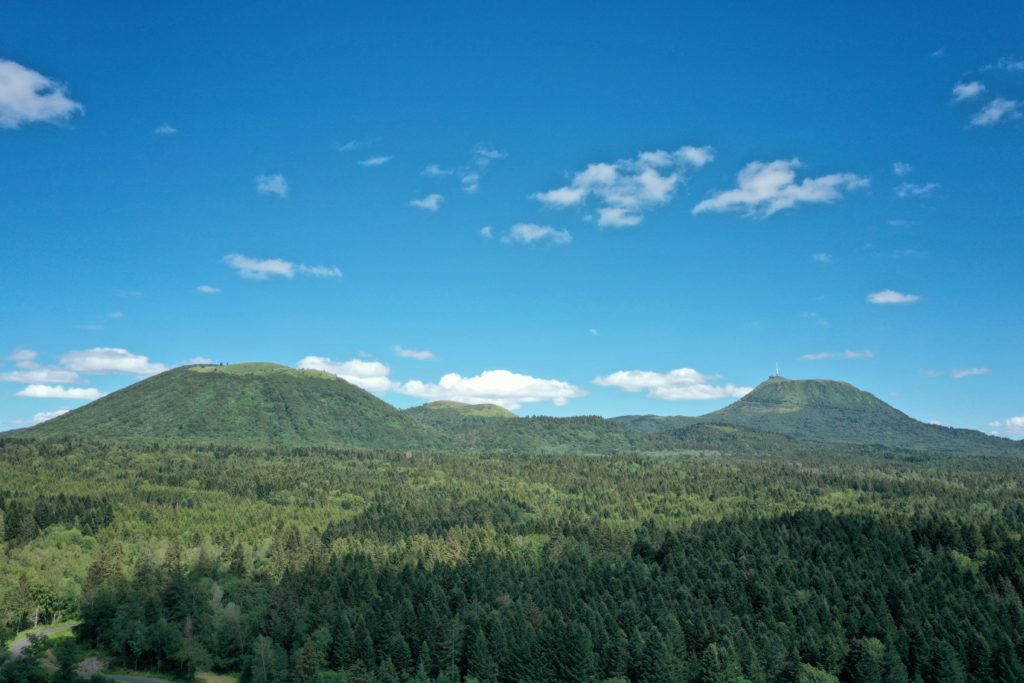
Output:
17,363,441,450
405,400,517,432
618,376,1019,456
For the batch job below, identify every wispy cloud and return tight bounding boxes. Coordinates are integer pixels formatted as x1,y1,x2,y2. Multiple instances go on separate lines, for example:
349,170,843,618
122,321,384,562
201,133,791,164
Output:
867,289,920,304
0,367,80,383
594,367,751,400
811,253,833,264
154,123,177,135
971,99,1021,127
952,367,990,379
693,159,868,217
410,193,444,211
394,346,437,361
801,349,875,361
501,223,572,246
952,82,985,102
896,182,939,198
479,226,494,239
17,384,103,400
298,264,343,278
196,285,221,294
534,145,714,228
399,369,584,409
423,163,453,177
61,348,166,375
224,254,294,279
0,59,84,129
255,174,288,197
224,254,341,280
7,348,37,363
892,162,912,177
358,155,392,167
461,173,481,194
337,139,371,152
991,57,1024,72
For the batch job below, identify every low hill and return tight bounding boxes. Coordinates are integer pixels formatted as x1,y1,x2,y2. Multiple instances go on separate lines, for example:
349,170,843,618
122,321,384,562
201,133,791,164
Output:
15,363,441,450
616,376,1019,456
405,400,517,431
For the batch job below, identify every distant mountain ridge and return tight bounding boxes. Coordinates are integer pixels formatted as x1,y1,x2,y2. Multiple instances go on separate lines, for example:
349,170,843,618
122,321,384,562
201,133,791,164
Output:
7,365,1019,457
614,376,1020,456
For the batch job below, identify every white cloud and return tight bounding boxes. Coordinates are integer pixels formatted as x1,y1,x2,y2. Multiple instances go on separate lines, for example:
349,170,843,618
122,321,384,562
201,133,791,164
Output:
480,226,494,239
60,347,166,375
196,285,221,294
0,367,80,383
423,163,453,176
255,174,288,197
461,172,480,194
108,311,124,319
410,193,444,211
971,99,1022,127
298,264,343,278
224,254,341,280
594,368,751,400
867,289,920,304
394,346,437,361
296,356,396,393
224,254,294,279
533,145,714,227
358,155,392,167
990,416,1024,437
801,349,875,361
186,357,214,365
17,384,103,400
0,59,84,129
952,367,989,379
896,182,939,198
930,48,945,58
502,223,572,246
952,82,985,102
811,253,833,264
693,159,868,217
892,162,912,176
399,369,585,409
154,123,177,135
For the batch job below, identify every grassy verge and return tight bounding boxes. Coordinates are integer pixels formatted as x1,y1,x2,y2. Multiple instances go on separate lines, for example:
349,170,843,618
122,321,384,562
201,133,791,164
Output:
4,619,79,650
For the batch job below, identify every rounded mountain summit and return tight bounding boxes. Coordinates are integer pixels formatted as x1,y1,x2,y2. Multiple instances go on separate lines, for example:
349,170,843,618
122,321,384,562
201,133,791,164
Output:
18,362,444,450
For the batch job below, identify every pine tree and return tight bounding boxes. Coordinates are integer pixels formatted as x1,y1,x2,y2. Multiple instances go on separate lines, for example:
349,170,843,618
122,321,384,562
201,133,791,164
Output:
467,628,499,682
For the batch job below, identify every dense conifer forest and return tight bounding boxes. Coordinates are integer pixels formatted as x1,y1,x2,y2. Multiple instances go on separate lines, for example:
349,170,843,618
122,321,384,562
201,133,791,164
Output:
2,436,1023,682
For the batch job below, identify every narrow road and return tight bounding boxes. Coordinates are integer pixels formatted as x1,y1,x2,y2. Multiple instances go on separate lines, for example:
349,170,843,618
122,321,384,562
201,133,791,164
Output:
9,622,78,658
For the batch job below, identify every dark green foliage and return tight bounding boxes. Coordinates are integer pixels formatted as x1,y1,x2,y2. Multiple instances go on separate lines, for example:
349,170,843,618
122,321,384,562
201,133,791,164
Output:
14,363,444,450
617,376,1022,456
3,433,1024,681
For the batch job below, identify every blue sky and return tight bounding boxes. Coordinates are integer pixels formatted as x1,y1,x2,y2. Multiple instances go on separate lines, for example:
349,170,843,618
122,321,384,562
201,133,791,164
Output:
1,2,1022,436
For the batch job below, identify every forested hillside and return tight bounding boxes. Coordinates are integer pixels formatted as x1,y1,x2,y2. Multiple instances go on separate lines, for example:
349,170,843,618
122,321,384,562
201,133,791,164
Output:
16,364,443,451
615,376,1021,456
2,436,1024,682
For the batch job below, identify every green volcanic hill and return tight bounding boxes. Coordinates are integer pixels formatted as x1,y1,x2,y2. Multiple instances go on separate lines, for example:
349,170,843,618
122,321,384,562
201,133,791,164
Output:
16,363,441,450
405,400,518,431
616,376,1020,456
